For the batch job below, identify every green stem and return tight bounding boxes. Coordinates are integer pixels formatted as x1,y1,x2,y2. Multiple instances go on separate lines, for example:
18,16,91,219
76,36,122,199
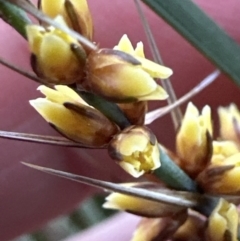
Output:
0,0,31,38
77,90,131,129
154,146,198,192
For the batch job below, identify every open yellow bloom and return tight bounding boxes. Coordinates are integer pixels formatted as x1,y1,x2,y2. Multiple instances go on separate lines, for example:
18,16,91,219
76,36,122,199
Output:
218,103,240,145
30,85,118,147
85,35,172,102
40,0,93,40
26,16,86,84
108,126,160,177
211,140,240,164
197,151,240,194
206,199,238,241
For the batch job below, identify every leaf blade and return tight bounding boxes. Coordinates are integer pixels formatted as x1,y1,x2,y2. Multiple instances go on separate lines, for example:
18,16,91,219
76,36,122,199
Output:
141,0,240,85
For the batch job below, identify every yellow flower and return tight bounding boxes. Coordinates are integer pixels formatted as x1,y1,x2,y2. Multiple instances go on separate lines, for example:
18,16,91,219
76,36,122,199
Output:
197,151,240,194
85,36,172,102
206,199,238,241
218,103,240,144
114,35,172,79
108,126,160,177
211,140,240,164
176,102,212,177
30,85,119,147
40,0,93,40
26,16,86,84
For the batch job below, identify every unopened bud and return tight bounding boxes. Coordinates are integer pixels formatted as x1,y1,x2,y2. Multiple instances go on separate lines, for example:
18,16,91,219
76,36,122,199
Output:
176,102,213,177
30,85,119,147
26,16,86,84
206,199,238,241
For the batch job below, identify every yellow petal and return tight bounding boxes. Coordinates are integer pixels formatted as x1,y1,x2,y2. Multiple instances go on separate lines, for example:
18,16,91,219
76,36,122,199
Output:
136,56,173,79
113,34,135,54
138,85,168,101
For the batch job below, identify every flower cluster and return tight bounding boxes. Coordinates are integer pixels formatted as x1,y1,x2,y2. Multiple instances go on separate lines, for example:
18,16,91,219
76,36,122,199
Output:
2,0,240,240
27,0,173,177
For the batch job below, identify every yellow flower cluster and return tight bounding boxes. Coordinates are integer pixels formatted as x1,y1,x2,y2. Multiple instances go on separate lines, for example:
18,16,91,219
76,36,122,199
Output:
27,0,174,178
23,0,240,240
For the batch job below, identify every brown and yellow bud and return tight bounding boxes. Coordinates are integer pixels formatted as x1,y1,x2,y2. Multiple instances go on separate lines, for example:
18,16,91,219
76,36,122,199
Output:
30,85,118,147
197,151,240,194
40,0,93,40
176,102,213,177
26,16,86,84
85,35,172,103
118,101,147,125
108,126,160,177
218,103,240,145
103,184,184,218
206,199,238,241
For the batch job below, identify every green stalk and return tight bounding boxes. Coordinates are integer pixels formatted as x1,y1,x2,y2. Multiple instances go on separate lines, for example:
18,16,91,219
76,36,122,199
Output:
0,0,31,38
154,146,198,192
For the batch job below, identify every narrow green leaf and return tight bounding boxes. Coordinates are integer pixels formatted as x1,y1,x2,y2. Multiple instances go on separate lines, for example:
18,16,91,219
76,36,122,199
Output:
0,0,31,38
77,91,131,129
154,146,198,192
141,0,240,85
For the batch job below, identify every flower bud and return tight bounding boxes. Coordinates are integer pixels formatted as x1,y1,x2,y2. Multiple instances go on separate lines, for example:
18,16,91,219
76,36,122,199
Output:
108,126,160,177
40,0,93,40
30,85,119,147
206,199,238,241
176,102,213,177
218,103,240,145
26,16,86,84
85,36,172,102
197,151,240,194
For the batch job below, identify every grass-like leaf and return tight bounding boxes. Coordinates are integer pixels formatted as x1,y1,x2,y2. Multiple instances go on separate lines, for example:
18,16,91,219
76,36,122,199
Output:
141,0,240,85
0,0,31,38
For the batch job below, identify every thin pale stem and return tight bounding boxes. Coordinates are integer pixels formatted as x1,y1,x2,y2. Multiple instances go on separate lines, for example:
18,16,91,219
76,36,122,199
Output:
21,162,219,216
21,162,199,207
8,0,97,50
0,56,47,84
134,0,183,130
145,70,220,125
0,130,102,148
